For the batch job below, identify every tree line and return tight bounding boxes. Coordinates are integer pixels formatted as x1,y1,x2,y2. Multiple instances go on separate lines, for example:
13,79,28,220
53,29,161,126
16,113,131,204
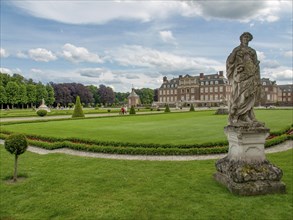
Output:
0,72,156,109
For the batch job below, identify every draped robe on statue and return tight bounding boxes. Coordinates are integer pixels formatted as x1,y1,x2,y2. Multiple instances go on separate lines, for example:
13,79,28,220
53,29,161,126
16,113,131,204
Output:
226,45,261,126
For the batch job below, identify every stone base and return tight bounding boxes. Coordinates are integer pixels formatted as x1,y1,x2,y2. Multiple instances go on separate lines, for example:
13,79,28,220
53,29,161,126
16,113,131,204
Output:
214,125,286,196
214,157,286,196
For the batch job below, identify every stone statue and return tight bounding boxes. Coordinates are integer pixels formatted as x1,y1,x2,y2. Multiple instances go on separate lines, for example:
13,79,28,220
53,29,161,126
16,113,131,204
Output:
226,32,263,127
214,32,285,196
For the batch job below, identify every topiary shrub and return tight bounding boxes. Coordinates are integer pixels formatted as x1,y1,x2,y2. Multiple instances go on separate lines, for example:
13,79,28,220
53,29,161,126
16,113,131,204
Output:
190,104,195,112
4,134,28,182
129,106,136,115
72,96,85,118
36,109,48,117
164,104,170,113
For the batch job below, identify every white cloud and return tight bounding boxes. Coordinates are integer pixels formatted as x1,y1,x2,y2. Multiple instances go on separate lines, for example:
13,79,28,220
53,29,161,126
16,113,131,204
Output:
61,43,103,63
28,48,57,62
284,51,293,58
0,67,22,74
30,68,43,74
159,30,177,45
256,51,266,62
262,67,292,84
11,1,291,24
16,51,28,59
111,45,221,75
0,48,9,58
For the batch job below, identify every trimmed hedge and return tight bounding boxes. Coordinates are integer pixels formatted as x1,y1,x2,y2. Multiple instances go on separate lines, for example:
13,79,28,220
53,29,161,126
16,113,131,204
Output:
72,96,85,118
164,104,170,113
0,126,291,156
129,106,136,115
36,110,48,117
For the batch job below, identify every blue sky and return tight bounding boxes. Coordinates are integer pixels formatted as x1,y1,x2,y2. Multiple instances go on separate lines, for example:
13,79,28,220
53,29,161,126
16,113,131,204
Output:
0,0,292,92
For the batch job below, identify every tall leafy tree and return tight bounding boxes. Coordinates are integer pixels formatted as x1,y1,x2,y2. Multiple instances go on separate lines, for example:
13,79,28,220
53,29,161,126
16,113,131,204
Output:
18,84,28,109
135,88,154,104
98,84,115,106
115,92,129,104
5,81,19,109
0,85,7,109
46,84,55,106
36,82,48,106
0,72,11,87
87,85,100,105
26,84,37,108
11,73,25,84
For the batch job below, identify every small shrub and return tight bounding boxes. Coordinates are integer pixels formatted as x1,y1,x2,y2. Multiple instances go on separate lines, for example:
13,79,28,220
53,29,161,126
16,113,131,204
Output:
107,109,111,113
157,108,161,111
36,109,47,117
190,104,195,112
72,96,85,118
68,103,74,108
129,106,136,115
164,104,170,113
4,134,28,182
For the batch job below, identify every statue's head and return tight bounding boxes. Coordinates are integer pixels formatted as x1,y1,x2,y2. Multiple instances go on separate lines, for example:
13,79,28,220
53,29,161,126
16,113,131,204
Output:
240,32,253,42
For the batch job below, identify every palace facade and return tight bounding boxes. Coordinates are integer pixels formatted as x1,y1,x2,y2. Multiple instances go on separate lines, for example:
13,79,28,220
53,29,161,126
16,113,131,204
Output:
157,71,230,107
156,72,292,107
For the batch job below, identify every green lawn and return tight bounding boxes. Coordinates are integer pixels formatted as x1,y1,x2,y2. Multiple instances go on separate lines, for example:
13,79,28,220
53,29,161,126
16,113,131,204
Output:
0,146,292,219
0,108,138,118
1,110,292,145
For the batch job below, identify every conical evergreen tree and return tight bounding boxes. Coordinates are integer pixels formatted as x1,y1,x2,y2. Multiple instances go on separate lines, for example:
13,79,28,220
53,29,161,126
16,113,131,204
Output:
72,96,85,118
164,104,170,113
129,105,136,115
190,104,195,111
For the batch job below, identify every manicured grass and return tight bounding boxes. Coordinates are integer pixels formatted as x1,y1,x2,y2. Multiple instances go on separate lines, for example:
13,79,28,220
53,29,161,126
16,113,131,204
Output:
0,108,147,118
0,146,292,219
2,110,292,145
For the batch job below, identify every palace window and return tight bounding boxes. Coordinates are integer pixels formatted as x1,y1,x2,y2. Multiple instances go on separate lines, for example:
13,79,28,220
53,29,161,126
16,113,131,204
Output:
214,87,218,92
209,87,213,92
205,87,208,93
200,88,204,93
191,88,195,93
219,86,223,92
215,81,218,85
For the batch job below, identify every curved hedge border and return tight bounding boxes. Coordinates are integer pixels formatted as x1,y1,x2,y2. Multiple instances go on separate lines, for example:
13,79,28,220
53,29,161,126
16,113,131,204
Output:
0,127,292,156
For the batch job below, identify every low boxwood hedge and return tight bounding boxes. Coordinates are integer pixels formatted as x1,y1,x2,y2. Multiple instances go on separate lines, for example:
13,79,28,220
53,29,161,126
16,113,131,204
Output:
0,126,291,155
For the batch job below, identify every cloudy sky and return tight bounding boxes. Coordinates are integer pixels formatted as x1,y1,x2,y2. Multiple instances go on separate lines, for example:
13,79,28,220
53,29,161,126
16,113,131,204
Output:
0,0,292,92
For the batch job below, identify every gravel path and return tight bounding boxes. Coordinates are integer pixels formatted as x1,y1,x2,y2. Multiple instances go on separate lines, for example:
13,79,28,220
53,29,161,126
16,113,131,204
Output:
0,139,291,161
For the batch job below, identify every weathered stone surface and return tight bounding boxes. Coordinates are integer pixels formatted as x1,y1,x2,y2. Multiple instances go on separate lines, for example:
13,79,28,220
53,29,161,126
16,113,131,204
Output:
37,98,50,112
224,125,269,162
214,32,286,195
214,172,286,196
226,32,263,128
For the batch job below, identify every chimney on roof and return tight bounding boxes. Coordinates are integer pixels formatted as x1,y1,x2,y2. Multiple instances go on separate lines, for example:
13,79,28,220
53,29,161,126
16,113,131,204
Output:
163,76,167,82
179,75,182,79
219,71,224,78
200,73,204,79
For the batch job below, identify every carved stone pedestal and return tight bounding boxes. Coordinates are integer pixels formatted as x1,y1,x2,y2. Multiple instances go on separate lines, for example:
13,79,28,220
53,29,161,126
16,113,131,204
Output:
214,126,286,196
